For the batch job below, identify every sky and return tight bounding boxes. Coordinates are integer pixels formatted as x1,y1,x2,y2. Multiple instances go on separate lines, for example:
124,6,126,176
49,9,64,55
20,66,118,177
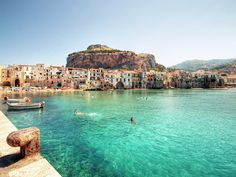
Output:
0,0,236,67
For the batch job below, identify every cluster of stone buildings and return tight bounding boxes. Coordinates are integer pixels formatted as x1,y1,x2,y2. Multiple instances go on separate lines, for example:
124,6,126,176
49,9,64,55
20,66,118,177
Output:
0,64,236,90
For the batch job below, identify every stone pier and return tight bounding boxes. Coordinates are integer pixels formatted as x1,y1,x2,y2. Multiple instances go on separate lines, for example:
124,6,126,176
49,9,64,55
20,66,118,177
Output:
0,111,61,177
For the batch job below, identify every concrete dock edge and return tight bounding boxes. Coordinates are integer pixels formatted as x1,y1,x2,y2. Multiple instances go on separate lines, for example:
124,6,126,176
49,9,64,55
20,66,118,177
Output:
0,111,62,177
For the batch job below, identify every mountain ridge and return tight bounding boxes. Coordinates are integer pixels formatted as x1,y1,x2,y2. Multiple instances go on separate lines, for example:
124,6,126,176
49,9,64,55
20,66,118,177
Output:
171,58,236,71
212,60,236,73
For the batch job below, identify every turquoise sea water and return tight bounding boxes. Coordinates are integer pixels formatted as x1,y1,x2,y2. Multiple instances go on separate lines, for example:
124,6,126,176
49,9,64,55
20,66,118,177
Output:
1,89,236,177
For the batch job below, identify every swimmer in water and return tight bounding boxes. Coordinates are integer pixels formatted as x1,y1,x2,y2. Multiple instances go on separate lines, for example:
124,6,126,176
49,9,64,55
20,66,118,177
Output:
130,117,136,124
74,109,86,116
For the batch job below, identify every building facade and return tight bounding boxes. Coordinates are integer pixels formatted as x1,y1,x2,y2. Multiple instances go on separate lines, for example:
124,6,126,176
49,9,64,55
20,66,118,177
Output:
0,64,233,89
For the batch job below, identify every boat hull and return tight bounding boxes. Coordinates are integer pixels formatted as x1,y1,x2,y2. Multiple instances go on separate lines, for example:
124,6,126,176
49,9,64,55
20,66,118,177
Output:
3,99,24,104
7,102,45,110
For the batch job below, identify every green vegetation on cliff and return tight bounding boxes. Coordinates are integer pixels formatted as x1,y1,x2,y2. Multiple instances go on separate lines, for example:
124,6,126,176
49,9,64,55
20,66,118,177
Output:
171,58,236,71
79,49,122,54
212,60,236,71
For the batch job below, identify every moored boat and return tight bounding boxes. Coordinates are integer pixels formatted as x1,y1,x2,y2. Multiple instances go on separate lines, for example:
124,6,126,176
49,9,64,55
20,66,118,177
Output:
3,96,30,104
3,98,24,104
7,101,45,110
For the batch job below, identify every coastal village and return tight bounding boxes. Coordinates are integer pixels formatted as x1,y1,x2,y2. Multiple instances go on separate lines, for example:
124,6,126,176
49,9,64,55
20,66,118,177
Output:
0,63,236,91
0,45,236,91
1,1,236,177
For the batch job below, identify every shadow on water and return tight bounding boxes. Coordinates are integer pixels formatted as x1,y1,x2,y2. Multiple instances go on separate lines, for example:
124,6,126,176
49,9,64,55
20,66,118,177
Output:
6,108,44,113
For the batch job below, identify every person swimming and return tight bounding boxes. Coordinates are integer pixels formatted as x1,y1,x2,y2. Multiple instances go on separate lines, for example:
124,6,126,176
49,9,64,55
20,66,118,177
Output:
74,109,86,116
130,117,136,124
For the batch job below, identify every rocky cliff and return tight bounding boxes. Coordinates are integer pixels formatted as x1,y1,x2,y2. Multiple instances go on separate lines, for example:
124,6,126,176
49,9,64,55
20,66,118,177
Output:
66,44,164,71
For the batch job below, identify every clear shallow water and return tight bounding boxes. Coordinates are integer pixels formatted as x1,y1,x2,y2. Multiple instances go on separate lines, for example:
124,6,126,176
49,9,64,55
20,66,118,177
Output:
1,89,236,177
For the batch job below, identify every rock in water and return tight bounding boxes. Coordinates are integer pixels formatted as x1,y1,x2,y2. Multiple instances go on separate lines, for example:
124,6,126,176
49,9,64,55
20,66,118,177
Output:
66,44,164,71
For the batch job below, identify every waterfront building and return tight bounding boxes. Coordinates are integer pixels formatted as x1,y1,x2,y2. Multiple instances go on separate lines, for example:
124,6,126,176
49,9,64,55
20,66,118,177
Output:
66,67,89,89
146,70,167,89
120,70,133,89
44,65,64,88
1,66,19,87
10,65,24,87
103,69,133,89
20,65,35,87
178,71,192,88
87,68,104,90
131,71,144,89
219,73,228,84
0,65,5,85
31,64,48,87
226,75,236,87
103,70,119,89
0,63,234,89
103,70,114,86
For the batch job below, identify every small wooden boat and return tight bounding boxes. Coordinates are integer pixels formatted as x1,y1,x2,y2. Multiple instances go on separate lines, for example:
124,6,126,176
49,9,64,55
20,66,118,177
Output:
7,101,45,110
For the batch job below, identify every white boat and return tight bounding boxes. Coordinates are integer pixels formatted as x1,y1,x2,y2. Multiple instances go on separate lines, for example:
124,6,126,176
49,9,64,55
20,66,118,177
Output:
7,101,45,110
3,98,24,104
